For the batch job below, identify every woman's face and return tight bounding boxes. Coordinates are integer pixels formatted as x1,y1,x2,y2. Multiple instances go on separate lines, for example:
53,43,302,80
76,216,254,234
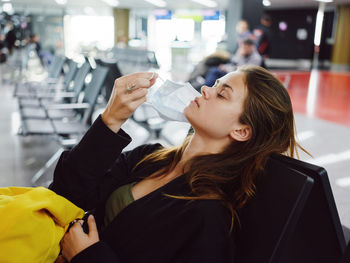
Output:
185,71,250,141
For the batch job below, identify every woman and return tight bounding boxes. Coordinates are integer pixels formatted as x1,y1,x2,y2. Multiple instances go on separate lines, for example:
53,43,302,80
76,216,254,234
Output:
50,66,305,263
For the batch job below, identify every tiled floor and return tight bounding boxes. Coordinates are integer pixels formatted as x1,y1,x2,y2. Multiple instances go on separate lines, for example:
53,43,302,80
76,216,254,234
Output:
1,57,350,231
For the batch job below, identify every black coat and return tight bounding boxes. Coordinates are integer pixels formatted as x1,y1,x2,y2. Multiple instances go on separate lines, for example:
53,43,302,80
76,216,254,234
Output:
50,116,235,263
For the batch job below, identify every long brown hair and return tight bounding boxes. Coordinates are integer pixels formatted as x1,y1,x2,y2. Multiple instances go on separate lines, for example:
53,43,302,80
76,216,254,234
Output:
134,65,308,232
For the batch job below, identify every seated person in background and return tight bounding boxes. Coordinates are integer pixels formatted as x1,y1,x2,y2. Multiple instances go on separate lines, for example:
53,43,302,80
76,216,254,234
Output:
235,20,252,51
187,50,231,91
231,38,263,68
50,66,306,263
205,38,263,87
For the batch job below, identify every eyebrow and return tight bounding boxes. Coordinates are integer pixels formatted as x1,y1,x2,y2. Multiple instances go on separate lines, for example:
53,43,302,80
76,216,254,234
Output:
216,80,233,93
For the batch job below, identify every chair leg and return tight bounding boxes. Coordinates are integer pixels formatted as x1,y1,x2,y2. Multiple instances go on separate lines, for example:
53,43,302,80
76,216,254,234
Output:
31,148,65,185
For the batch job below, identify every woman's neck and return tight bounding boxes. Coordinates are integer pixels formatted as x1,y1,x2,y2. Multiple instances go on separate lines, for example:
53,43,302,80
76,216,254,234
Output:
181,132,231,164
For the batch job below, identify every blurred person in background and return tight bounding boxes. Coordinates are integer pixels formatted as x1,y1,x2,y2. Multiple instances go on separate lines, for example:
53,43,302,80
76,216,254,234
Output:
187,50,231,91
30,33,43,63
189,20,255,91
4,22,16,55
205,38,263,87
252,14,273,58
235,20,252,50
0,33,8,63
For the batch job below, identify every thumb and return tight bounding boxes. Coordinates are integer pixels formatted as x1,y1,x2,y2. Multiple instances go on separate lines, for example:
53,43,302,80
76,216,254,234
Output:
87,215,98,238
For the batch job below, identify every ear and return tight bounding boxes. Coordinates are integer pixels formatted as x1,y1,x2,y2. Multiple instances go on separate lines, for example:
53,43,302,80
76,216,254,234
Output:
229,125,251,142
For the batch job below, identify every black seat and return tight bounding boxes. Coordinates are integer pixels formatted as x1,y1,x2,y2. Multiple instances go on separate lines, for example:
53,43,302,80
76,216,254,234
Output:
20,65,108,136
17,62,91,119
13,55,66,97
235,155,314,263
17,59,79,108
339,240,350,263
94,58,122,101
274,154,347,263
19,66,109,185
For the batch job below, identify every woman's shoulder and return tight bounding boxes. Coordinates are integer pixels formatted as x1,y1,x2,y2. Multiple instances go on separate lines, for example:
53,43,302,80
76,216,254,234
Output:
116,143,164,173
128,142,163,155
123,142,163,162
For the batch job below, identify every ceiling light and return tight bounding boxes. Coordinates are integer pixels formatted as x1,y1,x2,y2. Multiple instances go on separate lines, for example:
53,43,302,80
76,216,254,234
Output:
191,0,218,8
144,0,167,7
263,0,271,6
316,0,333,2
3,2,13,13
1,0,11,2
55,0,67,5
101,0,119,7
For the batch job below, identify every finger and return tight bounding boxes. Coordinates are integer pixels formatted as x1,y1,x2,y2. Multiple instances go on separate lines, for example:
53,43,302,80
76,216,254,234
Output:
124,73,158,90
128,77,154,92
128,95,147,110
130,72,158,81
128,88,148,101
70,220,84,232
87,215,98,238
77,219,84,227
148,72,158,85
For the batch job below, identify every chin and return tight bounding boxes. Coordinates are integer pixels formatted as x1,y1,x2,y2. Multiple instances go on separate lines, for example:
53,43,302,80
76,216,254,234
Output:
184,108,193,123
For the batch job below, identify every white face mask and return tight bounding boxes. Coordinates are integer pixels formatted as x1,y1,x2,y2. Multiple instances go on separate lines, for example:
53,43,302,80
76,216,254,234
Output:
147,79,201,122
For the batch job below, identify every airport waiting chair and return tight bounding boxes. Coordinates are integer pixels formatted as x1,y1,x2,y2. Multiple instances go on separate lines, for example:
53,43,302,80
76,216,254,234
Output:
274,154,347,263
109,47,159,75
17,62,91,120
17,59,80,108
13,55,66,97
20,65,108,136
235,155,314,263
94,58,122,101
339,240,350,263
18,66,109,185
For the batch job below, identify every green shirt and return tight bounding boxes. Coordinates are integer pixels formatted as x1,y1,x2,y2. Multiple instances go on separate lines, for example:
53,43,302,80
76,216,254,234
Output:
104,182,136,227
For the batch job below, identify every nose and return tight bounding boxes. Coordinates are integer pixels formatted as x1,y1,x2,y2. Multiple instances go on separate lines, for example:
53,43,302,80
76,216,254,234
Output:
201,85,210,99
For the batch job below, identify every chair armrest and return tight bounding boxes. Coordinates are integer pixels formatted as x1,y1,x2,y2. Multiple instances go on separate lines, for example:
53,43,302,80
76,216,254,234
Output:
46,78,59,84
37,92,76,99
16,90,73,99
44,103,90,110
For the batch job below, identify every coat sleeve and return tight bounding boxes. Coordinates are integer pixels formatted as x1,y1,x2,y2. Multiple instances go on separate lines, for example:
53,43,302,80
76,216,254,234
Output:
70,241,120,263
49,115,161,211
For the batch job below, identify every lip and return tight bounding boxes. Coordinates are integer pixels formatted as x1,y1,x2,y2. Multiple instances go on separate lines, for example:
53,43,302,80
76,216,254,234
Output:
194,97,200,107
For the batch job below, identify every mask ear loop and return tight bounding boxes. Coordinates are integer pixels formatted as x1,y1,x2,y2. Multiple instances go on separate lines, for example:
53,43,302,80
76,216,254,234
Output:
148,72,165,83
158,76,165,83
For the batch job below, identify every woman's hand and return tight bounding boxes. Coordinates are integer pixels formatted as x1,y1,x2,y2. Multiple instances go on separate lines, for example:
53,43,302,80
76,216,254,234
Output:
61,215,99,262
101,72,158,133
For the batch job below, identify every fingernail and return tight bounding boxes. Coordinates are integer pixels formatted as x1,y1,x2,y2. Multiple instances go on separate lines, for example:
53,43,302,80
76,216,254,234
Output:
149,72,155,80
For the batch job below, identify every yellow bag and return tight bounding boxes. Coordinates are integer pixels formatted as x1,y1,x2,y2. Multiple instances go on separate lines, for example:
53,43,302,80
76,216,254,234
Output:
0,187,84,263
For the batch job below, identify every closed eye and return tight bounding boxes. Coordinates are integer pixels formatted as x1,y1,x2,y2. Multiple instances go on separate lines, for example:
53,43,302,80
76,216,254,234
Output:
217,91,225,99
